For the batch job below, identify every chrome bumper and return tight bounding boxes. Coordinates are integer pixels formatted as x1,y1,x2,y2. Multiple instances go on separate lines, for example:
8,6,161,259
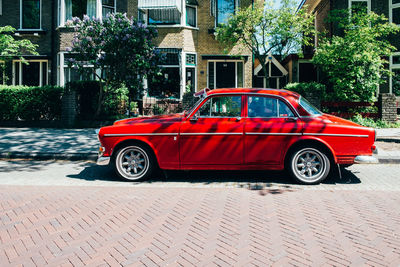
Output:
97,156,110,165
354,155,379,164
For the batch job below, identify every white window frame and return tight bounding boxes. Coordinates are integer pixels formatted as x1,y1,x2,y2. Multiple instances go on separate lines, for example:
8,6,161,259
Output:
186,4,197,28
348,0,371,15
58,52,98,86
12,59,48,86
207,60,245,89
390,52,400,94
390,0,400,25
58,0,116,27
0,0,3,16
20,0,42,30
183,52,197,93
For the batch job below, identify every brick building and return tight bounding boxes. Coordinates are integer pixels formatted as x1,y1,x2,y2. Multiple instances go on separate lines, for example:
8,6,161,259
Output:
284,0,400,95
0,0,255,100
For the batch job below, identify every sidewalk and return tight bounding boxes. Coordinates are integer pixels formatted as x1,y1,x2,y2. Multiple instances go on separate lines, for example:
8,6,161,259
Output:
0,127,399,163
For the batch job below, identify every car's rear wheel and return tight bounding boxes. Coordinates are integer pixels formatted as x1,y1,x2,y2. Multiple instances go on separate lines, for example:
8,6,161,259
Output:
114,145,154,181
288,146,330,184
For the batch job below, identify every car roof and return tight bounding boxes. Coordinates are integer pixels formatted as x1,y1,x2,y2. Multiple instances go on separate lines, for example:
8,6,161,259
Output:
206,88,300,98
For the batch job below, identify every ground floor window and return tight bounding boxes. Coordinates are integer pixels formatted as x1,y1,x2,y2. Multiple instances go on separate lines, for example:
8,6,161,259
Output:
148,67,181,99
207,61,244,89
58,52,96,86
12,60,48,86
391,53,400,96
0,61,5,85
298,61,317,83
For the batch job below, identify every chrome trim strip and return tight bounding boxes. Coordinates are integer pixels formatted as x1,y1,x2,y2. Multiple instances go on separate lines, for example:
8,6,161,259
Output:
104,133,178,137
304,133,369,138
246,132,302,136
180,132,243,136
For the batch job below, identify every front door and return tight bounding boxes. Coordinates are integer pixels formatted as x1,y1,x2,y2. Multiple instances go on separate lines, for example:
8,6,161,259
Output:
180,95,244,165
245,95,303,165
216,62,235,88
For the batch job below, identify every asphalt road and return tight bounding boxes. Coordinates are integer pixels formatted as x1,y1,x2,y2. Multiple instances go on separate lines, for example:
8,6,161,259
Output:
0,161,399,266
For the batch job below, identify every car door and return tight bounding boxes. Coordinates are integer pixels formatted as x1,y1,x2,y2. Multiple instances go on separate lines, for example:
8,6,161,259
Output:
244,95,303,165
180,95,244,165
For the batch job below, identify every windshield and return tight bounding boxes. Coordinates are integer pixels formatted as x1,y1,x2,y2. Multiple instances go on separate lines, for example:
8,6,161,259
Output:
299,97,322,116
184,97,204,116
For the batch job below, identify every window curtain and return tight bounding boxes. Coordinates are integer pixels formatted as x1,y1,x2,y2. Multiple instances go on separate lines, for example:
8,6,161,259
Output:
65,0,72,20
186,6,196,27
148,9,180,24
87,0,96,18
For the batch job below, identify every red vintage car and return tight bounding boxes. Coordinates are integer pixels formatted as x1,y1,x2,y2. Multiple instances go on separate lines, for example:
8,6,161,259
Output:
97,88,377,184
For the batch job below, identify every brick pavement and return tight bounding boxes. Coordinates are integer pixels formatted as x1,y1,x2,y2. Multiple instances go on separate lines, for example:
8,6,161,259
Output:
0,185,399,266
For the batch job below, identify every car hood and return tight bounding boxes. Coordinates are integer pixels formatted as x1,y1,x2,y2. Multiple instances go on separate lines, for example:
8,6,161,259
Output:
113,113,185,126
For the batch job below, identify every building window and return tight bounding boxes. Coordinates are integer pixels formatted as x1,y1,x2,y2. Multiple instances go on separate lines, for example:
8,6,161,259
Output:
207,60,244,89
148,9,180,25
147,48,182,99
391,53,400,96
349,0,369,16
186,5,196,27
186,54,196,66
59,0,116,26
0,0,2,16
391,0,400,25
217,0,235,25
58,52,96,86
13,60,48,86
102,0,115,18
21,0,41,29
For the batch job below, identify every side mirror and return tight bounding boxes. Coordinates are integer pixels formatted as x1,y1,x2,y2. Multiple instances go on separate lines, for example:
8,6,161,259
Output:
190,113,199,122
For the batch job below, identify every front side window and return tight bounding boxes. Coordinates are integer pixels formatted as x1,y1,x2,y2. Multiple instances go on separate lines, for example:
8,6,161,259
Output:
198,96,241,117
22,0,41,29
148,9,180,25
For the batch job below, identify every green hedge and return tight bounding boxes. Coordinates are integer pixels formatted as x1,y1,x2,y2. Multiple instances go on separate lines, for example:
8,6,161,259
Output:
0,86,63,121
285,82,327,101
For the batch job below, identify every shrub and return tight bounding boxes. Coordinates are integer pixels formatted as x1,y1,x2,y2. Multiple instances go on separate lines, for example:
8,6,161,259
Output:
0,86,63,121
67,81,128,120
350,114,400,128
285,82,327,99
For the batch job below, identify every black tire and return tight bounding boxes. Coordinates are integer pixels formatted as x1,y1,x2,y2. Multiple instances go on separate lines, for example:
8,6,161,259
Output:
113,144,155,181
288,146,331,185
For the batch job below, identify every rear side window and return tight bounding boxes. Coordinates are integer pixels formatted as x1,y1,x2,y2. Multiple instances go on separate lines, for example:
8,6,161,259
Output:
248,96,295,118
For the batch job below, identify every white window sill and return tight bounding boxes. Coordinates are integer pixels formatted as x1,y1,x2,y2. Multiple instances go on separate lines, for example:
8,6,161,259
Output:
148,25,199,30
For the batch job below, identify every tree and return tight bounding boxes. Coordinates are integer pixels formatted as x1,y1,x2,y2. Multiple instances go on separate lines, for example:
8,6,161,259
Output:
215,0,314,86
67,13,162,117
0,26,38,83
312,10,399,102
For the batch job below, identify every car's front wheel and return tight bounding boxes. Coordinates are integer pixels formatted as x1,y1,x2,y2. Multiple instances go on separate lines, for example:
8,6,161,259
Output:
288,146,331,184
114,145,154,181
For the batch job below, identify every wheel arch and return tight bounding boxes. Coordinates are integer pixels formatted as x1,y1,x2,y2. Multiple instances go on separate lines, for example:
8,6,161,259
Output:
111,138,160,168
284,137,337,167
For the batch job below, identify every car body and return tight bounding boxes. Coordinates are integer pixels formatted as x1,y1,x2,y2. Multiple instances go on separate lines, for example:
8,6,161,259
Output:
97,88,377,184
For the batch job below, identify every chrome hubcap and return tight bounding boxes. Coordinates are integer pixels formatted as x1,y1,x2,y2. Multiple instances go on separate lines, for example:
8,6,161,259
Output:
294,150,324,181
116,146,149,180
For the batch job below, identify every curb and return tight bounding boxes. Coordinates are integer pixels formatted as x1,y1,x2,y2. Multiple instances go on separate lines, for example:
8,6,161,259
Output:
377,157,400,164
0,152,97,161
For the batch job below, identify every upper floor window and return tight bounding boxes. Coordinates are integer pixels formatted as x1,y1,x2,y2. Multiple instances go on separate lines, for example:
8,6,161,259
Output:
186,5,196,27
59,0,116,26
391,0,400,25
148,9,180,25
211,0,239,26
21,0,41,29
